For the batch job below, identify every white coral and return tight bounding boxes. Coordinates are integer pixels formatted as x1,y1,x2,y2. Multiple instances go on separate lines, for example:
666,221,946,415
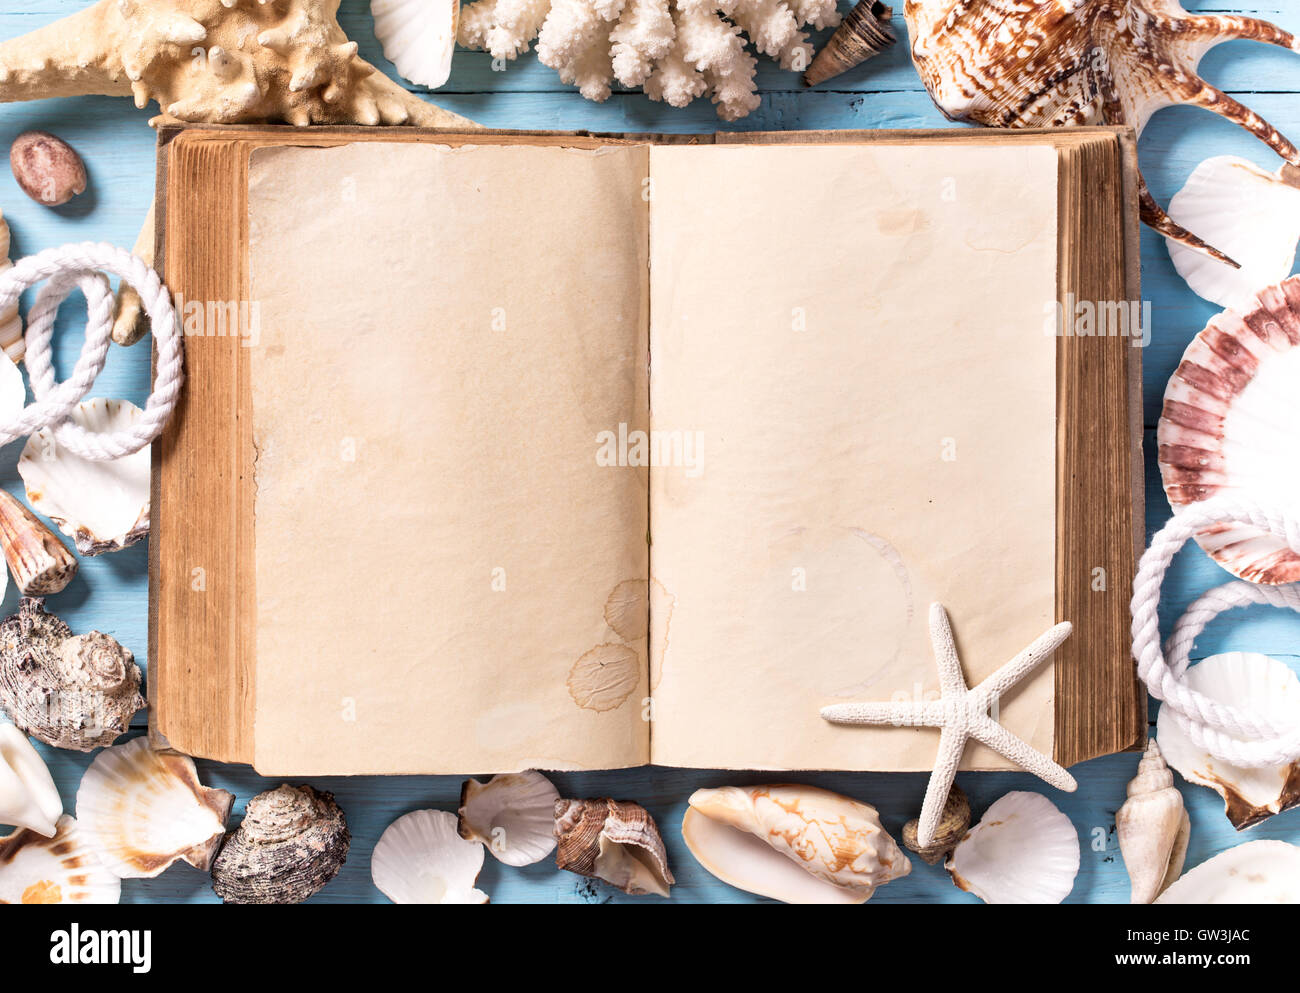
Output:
459,0,842,119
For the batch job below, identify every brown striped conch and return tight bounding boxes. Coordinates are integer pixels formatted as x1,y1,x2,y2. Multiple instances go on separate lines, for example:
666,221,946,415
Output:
1116,740,1189,904
905,0,1300,264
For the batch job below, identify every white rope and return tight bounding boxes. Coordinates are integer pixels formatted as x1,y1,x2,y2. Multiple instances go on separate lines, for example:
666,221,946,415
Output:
1132,496,1300,766
0,243,182,460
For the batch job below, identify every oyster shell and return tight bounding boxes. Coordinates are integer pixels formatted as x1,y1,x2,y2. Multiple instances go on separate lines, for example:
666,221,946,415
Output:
947,791,1079,904
1156,839,1300,904
0,490,77,596
902,784,969,865
555,797,673,897
18,398,151,556
458,770,559,867
1117,740,1190,904
1158,276,1300,583
682,784,910,904
0,598,143,752
373,809,489,903
76,736,233,878
210,784,349,905
0,721,61,836
372,0,460,89
1158,652,1300,830
0,815,121,904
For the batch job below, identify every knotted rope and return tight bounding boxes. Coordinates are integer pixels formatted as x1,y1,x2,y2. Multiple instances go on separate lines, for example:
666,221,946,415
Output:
0,243,182,459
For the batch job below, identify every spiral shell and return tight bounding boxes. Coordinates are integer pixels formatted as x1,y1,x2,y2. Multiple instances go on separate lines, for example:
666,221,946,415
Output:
1116,740,1190,904
555,797,673,897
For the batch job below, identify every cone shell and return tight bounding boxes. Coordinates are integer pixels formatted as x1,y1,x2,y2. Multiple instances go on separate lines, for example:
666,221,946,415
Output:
458,770,559,867
947,791,1079,904
1157,839,1300,903
1158,652,1300,830
555,797,673,897
682,784,910,903
804,1,895,87
0,491,77,596
76,737,234,878
0,722,62,837
1116,740,1190,904
373,809,489,903
0,815,120,904
211,784,349,904
1158,276,1300,583
0,211,23,361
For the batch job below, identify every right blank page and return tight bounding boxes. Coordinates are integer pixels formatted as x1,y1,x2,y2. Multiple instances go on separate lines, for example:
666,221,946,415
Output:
647,143,1060,771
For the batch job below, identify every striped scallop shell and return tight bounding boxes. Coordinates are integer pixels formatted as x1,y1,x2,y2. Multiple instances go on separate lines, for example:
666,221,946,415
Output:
1158,276,1300,583
0,815,121,904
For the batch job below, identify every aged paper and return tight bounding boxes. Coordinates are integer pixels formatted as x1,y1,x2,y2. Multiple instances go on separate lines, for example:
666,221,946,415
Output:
247,142,650,774
647,143,1059,770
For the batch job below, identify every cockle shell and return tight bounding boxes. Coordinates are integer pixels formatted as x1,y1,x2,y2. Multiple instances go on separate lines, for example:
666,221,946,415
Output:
0,598,143,752
0,722,62,836
904,0,1300,261
458,770,559,866
947,791,1080,904
1116,740,1190,904
0,0,473,129
372,0,460,89
902,784,969,865
211,784,349,904
555,797,674,897
1166,158,1300,312
0,491,77,596
1158,276,1300,583
1158,653,1300,830
19,399,151,556
76,737,234,878
1157,839,1300,904
0,210,23,361
681,784,910,904
373,809,489,903
0,815,120,903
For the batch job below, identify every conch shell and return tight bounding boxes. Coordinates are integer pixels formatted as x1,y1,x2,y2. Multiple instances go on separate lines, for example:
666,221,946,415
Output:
554,797,673,897
904,0,1300,263
1116,740,1189,904
682,784,910,904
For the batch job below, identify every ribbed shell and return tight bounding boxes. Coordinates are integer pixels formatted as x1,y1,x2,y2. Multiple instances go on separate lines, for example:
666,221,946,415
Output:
0,815,120,904
555,797,674,897
0,491,78,596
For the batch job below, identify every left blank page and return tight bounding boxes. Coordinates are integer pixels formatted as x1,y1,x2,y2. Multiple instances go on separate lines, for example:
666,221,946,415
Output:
246,141,650,774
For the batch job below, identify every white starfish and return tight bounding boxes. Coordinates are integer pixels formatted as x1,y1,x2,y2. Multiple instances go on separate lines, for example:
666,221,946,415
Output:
821,602,1077,848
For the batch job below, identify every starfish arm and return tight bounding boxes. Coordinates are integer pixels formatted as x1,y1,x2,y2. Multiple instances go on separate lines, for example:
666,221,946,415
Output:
821,701,931,727
968,718,1078,792
915,726,967,848
976,621,1073,701
928,602,968,697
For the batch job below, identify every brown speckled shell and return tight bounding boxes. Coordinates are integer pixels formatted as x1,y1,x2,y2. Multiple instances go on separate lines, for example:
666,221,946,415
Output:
554,797,674,896
0,598,143,752
211,784,349,905
903,785,970,864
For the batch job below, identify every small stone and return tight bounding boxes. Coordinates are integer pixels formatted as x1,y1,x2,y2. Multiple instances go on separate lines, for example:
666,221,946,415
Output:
10,131,87,207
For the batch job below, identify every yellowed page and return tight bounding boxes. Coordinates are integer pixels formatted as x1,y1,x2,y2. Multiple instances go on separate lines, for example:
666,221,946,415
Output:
647,143,1059,770
247,142,649,774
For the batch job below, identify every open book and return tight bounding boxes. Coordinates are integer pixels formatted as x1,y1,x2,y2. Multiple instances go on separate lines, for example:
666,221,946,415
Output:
150,126,1145,775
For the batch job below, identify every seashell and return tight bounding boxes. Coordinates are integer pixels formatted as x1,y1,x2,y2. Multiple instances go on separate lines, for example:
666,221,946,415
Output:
0,210,23,361
1116,740,1190,904
555,797,673,897
1157,652,1300,830
1166,157,1300,313
0,491,77,596
372,0,460,89
373,809,489,903
0,722,61,836
211,784,349,905
1156,839,1300,904
1157,276,1300,583
904,0,1300,262
803,1,895,87
947,791,1079,904
902,784,969,865
0,598,143,752
19,398,151,556
681,784,910,904
0,815,120,903
76,736,234,878
458,770,559,866
9,131,86,208
0,356,22,437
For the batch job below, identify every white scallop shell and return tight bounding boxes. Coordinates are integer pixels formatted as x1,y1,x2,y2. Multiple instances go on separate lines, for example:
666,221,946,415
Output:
0,722,61,837
0,815,121,903
1158,652,1300,830
947,791,1080,904
76,737,234,878
372,809,488,903
457,770,558,866
1157,276,1300,583
1166,157,1300,313
18,398,151,556
1156,840,1300,904
372,0,460,88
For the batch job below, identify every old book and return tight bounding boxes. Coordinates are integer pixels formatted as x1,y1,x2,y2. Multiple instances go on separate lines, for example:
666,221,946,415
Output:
149,125,1145,775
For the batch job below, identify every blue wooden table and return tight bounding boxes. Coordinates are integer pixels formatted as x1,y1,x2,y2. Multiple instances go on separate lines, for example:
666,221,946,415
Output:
2,0,1299,904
